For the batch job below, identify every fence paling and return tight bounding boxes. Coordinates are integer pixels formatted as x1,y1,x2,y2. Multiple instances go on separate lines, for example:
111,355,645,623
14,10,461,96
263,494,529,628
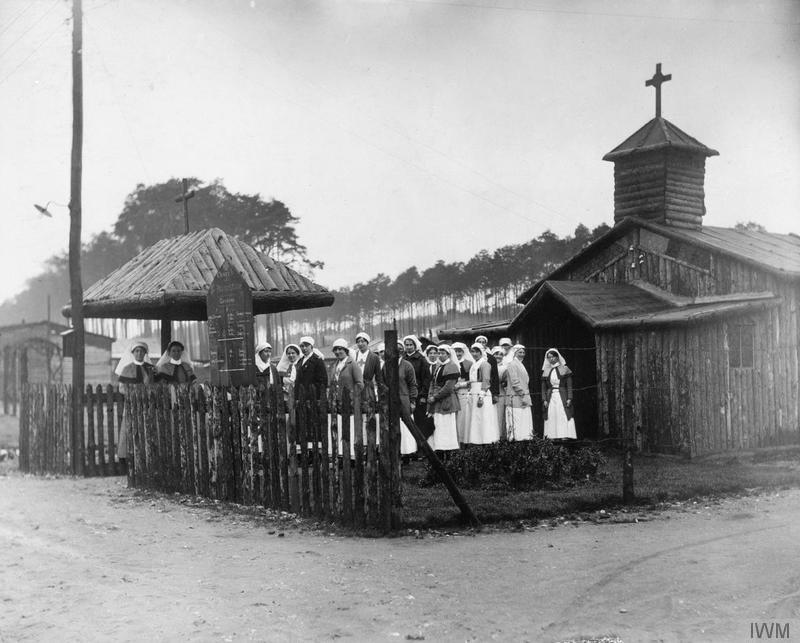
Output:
222,387,236,502
286,387,300,511
341,393,354,526
265,384,278,509
263,386,273,506
330,406,341,522
365,403,378,527
311,396,322,518
95,385,106,475
238,386,252,506
105,385,117,476
297,396,310,515
193,386,208,497
19,381,405,530
352,394,364,528
86,385,96,477
182,386,195,496
154,385,167,490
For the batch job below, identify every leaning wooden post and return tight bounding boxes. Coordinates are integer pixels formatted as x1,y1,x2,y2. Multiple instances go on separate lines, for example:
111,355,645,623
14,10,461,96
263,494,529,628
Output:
403,414,480,527
405,349,480,528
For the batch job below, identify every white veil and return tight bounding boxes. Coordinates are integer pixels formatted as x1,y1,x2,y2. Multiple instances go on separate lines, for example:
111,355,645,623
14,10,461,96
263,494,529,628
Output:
114,339,150,376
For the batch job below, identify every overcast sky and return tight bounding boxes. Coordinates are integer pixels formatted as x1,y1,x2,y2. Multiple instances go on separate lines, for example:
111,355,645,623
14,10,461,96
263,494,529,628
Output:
1,0,798,304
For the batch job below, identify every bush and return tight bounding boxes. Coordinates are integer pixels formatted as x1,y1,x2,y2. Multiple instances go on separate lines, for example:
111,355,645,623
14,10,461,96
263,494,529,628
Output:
420,438,606,490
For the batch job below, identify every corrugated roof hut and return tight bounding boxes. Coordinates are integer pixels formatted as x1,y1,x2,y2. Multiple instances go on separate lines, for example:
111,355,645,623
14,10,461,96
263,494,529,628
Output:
63,227,334,352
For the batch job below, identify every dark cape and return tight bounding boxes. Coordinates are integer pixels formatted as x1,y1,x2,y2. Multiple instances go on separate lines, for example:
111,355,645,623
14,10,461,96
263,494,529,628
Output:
117,362,155,384
155,362,196,384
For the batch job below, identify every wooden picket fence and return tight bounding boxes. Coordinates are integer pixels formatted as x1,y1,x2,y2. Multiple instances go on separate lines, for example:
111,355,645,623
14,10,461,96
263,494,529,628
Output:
18,381,403,531
19,384,125,477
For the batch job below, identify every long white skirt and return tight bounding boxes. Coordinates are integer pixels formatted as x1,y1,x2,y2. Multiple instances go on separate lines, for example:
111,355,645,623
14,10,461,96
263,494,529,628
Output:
400,418,417,455
427,412,460,451
456,387,471,443
544,392,577,439
506,404,534,441
464,383,499,444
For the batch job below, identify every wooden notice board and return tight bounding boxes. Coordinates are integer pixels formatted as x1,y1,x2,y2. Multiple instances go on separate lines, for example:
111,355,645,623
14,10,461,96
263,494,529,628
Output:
207,261,256,386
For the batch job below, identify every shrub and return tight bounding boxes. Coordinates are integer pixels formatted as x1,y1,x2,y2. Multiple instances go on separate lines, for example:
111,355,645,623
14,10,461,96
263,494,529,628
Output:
420,438,606,490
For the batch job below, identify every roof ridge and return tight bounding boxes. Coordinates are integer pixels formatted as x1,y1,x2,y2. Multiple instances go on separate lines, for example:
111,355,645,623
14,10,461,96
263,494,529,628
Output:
658,117,672,144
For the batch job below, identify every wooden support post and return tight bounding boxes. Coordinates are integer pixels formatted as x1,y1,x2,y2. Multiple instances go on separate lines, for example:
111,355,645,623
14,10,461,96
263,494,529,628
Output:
382,331,402,531
622,447,635,504
160,319,172,355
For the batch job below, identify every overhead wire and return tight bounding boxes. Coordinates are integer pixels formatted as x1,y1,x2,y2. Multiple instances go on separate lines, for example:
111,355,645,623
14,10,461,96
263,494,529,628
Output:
0,2,35,39
390,0,800,26
0,0,62,62
0,21,64,87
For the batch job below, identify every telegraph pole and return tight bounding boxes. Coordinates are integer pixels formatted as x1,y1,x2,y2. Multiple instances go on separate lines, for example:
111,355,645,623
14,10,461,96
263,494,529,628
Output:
69,0,86,475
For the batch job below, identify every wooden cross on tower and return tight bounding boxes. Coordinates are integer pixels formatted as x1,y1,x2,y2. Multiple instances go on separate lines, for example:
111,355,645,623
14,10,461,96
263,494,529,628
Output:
645,63,671,118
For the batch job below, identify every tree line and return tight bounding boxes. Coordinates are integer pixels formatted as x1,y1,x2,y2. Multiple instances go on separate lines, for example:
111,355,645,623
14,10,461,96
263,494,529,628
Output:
281,222,611,343
2,176,610,347
0,178,320,327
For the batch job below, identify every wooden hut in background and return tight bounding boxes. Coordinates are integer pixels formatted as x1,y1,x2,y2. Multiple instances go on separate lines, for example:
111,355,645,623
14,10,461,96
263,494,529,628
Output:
441,74,800,457
1,321,113,412
62,227,334,357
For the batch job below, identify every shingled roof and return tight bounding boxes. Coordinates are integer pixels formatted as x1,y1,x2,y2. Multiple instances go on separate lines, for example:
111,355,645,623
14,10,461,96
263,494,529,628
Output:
64,228,334,320
437,319,512,343
517,217,800,305
603,117,719,161
509,281,781,332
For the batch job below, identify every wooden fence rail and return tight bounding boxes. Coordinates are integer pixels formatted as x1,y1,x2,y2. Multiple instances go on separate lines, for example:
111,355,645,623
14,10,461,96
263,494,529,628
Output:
18,380,403,531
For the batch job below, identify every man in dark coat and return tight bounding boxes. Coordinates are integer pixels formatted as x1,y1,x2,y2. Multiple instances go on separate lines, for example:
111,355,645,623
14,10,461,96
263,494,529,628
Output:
401,334,432,438
384,340,419,422
295,336,328,406
353,331,383,411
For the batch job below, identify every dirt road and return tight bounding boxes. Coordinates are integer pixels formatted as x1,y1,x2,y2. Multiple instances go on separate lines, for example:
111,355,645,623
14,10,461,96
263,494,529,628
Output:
1,471,798,642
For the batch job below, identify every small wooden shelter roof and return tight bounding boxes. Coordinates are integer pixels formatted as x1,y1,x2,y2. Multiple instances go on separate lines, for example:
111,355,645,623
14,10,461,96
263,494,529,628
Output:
603,117,719,161
509,280,781,332
64,228,334,320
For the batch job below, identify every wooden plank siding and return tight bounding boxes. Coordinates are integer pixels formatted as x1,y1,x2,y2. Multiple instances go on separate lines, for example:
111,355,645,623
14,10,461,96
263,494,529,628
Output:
589,305,794,455
528,222,800,456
